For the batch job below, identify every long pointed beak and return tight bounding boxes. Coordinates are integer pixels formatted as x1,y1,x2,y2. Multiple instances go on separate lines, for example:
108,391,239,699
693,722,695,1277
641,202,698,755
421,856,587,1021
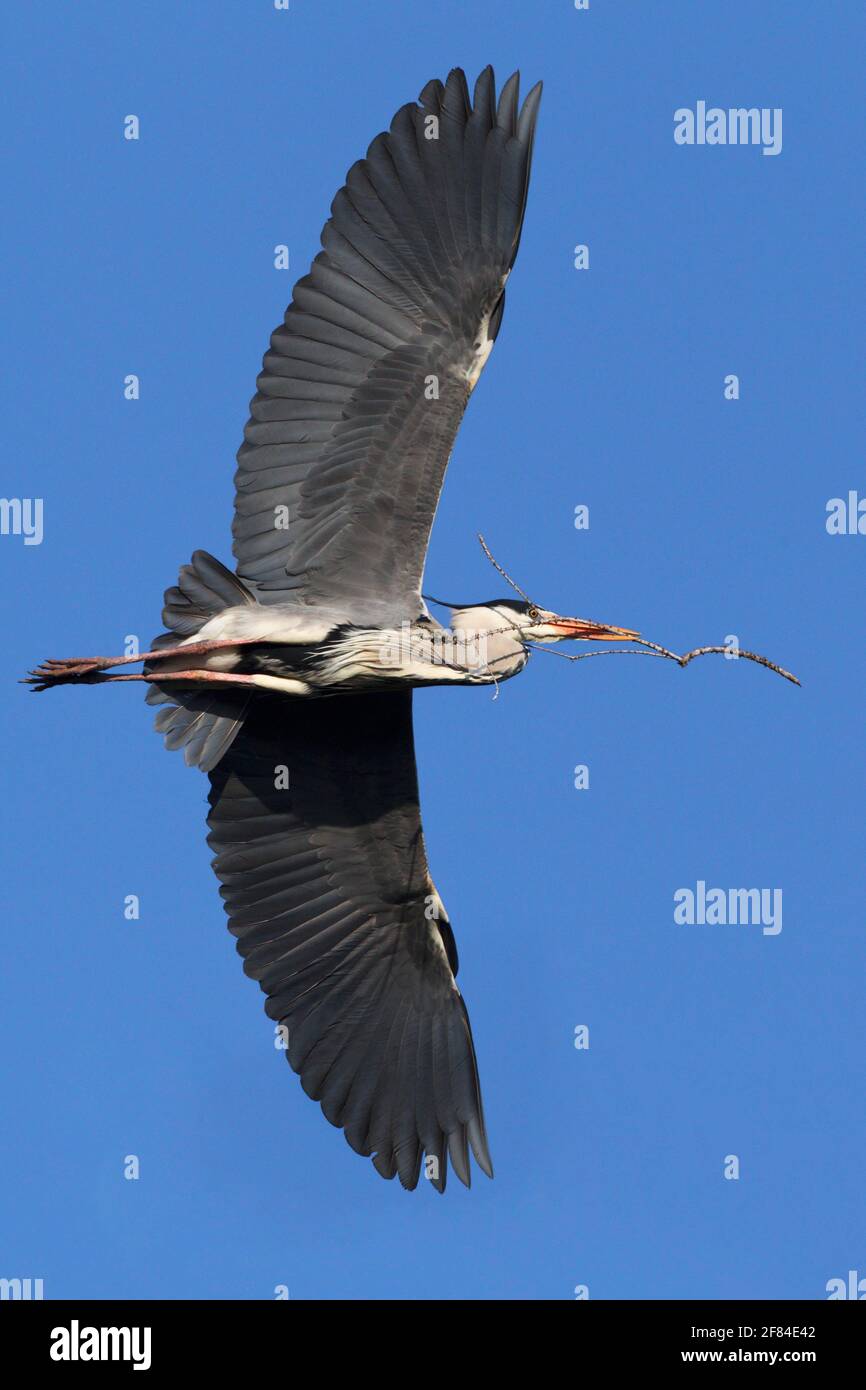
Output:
550,618,640,642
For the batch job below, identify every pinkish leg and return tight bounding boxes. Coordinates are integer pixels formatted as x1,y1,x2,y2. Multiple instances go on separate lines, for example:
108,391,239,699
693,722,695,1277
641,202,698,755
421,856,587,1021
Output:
32,637,259,678
24,664,262,692
144,669,258,686
81,669,259,687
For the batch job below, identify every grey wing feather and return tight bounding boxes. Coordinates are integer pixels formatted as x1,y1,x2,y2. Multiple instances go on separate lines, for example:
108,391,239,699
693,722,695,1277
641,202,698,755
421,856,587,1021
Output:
146,684,252,772
206,691,492,1192
233,66,542,621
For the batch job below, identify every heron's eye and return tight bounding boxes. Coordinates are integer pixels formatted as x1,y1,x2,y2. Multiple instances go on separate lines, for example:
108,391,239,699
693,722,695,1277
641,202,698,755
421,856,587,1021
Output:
527,606,541,622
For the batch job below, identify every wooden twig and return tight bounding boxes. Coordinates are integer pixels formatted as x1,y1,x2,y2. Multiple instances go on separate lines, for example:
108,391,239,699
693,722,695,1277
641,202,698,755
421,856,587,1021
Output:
479,535,800,687
477,534,535,605
530,638,801,686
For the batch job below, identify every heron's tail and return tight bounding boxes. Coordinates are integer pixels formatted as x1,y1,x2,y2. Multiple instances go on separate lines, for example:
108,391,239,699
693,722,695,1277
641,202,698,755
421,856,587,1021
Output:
159,549,256,638
146,550,256,773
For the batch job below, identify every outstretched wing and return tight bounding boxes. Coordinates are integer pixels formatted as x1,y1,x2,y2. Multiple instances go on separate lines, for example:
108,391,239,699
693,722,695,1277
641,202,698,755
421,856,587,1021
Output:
233,66,542,621
206,691,492,1191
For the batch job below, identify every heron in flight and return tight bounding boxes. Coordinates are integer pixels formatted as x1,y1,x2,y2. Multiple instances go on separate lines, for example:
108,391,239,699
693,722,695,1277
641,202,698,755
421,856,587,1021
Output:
28,67,640,1192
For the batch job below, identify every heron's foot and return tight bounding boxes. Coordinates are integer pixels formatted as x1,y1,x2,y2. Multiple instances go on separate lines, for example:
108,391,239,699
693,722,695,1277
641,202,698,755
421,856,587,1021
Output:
34,656,110,677
23,657,114,690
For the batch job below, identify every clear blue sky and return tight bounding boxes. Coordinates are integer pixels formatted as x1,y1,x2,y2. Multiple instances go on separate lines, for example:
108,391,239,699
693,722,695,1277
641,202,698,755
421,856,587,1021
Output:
3,2,863,1300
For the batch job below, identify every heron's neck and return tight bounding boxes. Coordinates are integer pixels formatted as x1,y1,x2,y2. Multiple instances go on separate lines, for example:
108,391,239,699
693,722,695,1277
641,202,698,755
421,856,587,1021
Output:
448,607,529,680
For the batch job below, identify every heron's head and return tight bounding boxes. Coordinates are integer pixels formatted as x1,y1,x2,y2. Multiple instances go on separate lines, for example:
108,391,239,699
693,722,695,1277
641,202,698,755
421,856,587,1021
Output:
451,599,639,646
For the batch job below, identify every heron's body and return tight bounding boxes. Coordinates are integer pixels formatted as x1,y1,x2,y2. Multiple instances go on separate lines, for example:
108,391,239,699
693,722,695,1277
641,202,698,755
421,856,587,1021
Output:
227,624,523,695
158,594,533,696
28,67,638,1192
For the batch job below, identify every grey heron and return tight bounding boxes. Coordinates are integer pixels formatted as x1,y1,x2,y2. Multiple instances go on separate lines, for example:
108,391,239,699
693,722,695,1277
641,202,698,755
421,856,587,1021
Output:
28,67,641,1192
